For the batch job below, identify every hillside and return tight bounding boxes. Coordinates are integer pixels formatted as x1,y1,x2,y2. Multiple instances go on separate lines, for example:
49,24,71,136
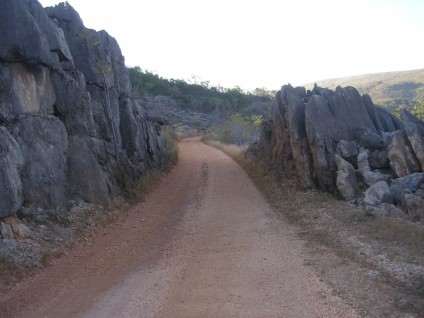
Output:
128,67,275,143
305,68,424,113
128,66,275,117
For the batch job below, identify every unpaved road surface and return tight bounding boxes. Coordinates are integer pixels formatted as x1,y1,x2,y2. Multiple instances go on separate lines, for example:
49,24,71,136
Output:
2,137,358,317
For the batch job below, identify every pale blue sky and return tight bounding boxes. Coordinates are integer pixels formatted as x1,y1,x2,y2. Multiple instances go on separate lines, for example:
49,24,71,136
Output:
39,0,424,91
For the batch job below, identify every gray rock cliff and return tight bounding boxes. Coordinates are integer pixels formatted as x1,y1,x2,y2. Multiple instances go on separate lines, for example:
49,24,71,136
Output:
0,0,171,218
251,84,424,222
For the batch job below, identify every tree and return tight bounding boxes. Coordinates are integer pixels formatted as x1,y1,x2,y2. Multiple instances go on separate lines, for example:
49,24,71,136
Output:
216,114,261,145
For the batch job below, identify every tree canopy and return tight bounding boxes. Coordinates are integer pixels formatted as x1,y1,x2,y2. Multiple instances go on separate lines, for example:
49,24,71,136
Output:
127,66,275,118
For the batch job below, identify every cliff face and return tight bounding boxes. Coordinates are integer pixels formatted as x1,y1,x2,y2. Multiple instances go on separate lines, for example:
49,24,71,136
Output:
251,84,424,221
0,0,171,218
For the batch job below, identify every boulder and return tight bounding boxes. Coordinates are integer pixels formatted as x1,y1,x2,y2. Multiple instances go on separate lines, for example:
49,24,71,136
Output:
0,222,15,239
353,127,385,150
357,150,371,172
363,181,393,207
400,109,424,170
362,170,391,187
2,215,33,239
335,154,360,200
337,140,359,159
402,193,424,222
387,131,421,177
369,150,390,169
390,173,424,203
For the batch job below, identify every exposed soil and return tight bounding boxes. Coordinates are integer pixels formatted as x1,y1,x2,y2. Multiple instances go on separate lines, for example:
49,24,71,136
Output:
0,137,359,317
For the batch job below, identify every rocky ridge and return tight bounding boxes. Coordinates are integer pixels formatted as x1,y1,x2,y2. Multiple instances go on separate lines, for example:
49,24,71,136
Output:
0,0,172,242
140,95,212,137
251,84,424,221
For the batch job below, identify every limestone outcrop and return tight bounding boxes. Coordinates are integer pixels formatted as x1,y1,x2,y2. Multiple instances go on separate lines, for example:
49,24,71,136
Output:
0,0,171,219
251,84,424,222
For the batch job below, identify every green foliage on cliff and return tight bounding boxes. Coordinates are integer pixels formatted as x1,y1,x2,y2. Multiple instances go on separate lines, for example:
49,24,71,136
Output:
412,100,424,120
127,66,274,118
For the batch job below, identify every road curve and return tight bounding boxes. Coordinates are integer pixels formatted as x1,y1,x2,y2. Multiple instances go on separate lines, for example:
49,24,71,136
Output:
3,137,358,318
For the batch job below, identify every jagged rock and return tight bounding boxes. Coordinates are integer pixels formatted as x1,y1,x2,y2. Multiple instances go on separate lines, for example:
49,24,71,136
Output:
0,222,15,239
362,170,391,187
388,131,421,177
390,173,424,203
46,3,130,94
357,150,371,172
403,194,424,222
2,215,33,239
0,0,59,68
66,135,111,205
335,155,360,200
337,140,359,159
0,0,171,218
304,85,399,194
362,94,402,131
279,86,315,188
256,85,315,189
400,109,424,170
253,84,401,196
369,150,390,169
353,128,385,150
363,181,393,207
304,94,341,192
10,116,68,210
0,127,24,218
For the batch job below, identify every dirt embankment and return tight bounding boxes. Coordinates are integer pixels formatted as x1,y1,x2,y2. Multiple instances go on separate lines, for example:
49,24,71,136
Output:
1,137,358,317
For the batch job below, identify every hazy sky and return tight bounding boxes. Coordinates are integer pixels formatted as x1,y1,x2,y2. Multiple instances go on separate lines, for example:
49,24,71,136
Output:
38,0,424,91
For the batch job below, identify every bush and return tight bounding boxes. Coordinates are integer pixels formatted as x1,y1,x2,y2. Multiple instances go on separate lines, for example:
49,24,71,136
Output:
210,114,262,146
412,100,424,120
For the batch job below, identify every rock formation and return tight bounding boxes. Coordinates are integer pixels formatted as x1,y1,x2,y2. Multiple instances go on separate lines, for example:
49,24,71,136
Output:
251,84,424,222
0,0,171,220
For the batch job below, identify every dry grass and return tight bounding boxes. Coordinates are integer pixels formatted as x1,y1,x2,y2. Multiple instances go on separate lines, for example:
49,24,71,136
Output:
0,256,26,289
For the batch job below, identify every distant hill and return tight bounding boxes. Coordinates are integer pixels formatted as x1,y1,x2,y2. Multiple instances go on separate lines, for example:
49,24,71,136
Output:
304,68,424,113
128,66,275,118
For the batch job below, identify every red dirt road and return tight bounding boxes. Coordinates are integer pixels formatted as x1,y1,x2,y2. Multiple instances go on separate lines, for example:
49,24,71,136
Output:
2,137,358,317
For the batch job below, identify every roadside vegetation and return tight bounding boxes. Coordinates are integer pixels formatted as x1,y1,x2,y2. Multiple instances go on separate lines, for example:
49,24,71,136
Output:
205,114,263,146
203,139,424,317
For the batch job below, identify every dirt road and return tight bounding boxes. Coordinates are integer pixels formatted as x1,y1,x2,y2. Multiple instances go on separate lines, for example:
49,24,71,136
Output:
2,137,358,317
